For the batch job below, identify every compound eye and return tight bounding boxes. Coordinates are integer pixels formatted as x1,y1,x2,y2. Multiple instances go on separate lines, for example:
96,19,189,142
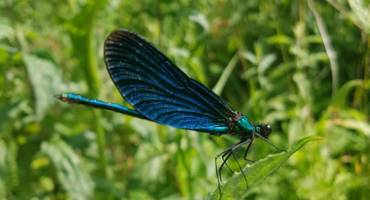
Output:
261,124,272,138
266,124,271,132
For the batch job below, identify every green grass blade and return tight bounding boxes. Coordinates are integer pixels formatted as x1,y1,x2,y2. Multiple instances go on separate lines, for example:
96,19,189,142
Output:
209,136,321,200
213,53,239,95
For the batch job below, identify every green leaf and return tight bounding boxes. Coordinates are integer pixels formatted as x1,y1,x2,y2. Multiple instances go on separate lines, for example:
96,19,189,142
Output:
331,79,370,107
42,138,94,200
23,54,63,120
0,140,18,199
209,136,321,200
258,54,276,74
267,34,292,45
0,18,13,40
189,12,210,32
349,0,370,34
331,119,370,137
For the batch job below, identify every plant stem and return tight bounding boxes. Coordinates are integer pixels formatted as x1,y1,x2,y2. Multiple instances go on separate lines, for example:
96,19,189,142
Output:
308,0,339,95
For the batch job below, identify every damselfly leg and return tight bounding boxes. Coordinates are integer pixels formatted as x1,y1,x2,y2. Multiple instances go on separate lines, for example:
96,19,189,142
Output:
215,138,252,199
243,136,255,162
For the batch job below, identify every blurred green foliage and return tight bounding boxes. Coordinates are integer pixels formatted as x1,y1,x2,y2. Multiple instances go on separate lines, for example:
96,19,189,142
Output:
0,0,369,199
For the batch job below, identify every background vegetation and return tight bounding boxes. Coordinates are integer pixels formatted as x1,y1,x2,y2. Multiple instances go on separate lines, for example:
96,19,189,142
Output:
0,0,369,199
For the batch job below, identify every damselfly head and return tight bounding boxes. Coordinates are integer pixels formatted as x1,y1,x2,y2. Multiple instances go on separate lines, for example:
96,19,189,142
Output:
256,124,272,138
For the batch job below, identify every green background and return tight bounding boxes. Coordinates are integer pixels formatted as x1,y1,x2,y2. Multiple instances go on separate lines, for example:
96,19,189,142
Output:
0,0,369,199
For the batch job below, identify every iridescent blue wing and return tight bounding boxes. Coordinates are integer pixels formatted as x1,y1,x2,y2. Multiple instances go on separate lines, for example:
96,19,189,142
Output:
104,30,235,134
